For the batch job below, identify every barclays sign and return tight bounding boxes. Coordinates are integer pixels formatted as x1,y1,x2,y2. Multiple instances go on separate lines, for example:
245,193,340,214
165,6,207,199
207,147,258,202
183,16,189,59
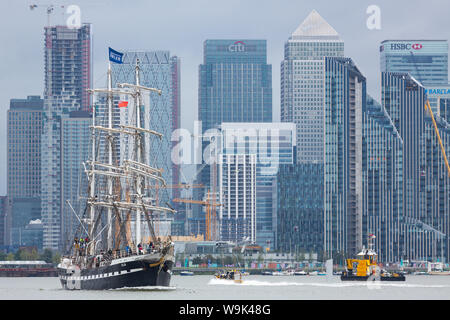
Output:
425,88,450,95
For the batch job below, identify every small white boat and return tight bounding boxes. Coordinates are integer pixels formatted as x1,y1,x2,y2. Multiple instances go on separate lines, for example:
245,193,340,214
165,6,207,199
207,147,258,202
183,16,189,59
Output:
294,270,308,276
180,271,194,276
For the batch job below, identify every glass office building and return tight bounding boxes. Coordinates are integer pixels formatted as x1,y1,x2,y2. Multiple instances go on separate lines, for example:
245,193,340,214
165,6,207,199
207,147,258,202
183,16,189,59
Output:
382,73,425,224
199,40,272,132
60,111,91,252
8,96,44,249
0,196,11,247
425,85,450,115
41,24,92,250
277,163,324,255
111,51,180,218
380,40,448,87
196,39,272,236
419,99,450,262
220,123,296,248
381,72,450,262
8,96,43,199
219,153,257,243
323,57,365,257
362,95,404,263
281,10,344,164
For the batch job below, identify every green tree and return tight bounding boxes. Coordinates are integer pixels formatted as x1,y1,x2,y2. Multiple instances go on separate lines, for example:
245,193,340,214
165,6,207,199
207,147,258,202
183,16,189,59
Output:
223,255,233,266
52,252,61,264
6,253,14,261
14,249,22,260
257,253,264,264
40,249,53,263
192,256,202,265
19,248,39,261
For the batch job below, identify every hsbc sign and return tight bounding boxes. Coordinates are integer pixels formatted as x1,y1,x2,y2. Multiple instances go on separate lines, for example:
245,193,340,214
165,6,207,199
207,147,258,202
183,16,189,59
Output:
389,43,423,51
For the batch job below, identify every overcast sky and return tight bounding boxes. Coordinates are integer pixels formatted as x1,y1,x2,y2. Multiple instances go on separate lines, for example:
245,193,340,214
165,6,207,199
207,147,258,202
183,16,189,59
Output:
0,0,449,194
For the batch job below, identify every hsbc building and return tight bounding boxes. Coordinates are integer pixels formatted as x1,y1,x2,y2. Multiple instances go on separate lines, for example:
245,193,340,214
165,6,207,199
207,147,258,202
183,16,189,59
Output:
380,40,448,86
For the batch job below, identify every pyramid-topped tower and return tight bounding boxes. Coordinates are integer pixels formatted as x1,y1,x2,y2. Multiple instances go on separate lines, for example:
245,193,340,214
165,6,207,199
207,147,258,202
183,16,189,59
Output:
291,9,340,39
278,10,345,254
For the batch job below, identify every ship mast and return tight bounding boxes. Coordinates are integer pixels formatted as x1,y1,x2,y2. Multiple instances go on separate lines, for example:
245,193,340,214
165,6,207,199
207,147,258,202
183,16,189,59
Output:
117,58,164,246
87,66,133,253
85,57,174,255
107,61,114,250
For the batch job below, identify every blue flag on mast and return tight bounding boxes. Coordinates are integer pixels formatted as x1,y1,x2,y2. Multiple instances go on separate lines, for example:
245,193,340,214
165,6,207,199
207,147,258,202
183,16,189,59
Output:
108,47,124,64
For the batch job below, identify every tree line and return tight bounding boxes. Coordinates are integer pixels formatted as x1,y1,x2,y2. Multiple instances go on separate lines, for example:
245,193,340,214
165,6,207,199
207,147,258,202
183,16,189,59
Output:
0,248,61,264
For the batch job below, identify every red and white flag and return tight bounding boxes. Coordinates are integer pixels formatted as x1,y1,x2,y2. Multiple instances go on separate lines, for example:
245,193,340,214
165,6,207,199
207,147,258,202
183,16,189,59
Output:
118,101,128,108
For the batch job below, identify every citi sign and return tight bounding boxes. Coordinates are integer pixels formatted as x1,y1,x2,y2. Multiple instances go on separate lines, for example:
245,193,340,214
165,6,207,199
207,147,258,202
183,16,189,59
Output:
228,41,246,52
390,43,423,50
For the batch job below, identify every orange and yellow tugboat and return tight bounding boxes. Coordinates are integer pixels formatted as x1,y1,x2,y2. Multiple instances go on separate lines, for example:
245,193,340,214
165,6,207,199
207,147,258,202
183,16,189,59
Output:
341,234,405,281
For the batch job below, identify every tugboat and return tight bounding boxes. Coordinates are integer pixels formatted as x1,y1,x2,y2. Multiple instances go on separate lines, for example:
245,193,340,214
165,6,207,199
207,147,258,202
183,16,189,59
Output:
341,234,405,282
57,48,176,290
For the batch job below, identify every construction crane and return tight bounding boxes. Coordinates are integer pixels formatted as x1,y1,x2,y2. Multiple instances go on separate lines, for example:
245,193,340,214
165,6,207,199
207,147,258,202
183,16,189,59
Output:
29,3,62,26
425,100,450,177
173,191,222,241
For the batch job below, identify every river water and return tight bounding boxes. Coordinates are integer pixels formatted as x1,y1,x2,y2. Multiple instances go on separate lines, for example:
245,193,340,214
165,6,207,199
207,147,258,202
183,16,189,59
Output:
0,275,449,300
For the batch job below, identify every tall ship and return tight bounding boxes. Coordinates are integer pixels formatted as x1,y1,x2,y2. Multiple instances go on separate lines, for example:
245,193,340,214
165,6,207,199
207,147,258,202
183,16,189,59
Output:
57,48,176,290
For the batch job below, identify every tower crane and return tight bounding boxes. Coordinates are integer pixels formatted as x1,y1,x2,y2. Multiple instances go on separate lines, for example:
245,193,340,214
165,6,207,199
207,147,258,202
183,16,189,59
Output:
29,3,63,26
424,100,450,177
173,191,222,241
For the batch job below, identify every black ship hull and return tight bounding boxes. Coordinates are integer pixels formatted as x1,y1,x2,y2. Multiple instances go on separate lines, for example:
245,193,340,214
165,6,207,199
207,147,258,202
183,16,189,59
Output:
58,254,173,290
340,274,405,281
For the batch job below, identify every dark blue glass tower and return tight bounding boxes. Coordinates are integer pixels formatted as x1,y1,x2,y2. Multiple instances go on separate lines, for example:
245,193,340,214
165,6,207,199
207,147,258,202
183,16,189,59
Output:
199,40,272,132
196,40,272,239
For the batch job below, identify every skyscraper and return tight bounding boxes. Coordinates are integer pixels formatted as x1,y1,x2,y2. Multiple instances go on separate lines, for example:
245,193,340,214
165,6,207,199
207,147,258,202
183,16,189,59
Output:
219,153,257,243
60,110,91,252
199,40,272,132
197,39,272,238
277,10,344,256
41,24,92,250
323,57,365,257
8,96,43,199
380,40,448,86
380,72,449,262
220,122,296,248
0,196,10,247
378,40,450,262
111,50,180,231
277,163,324,254
281,10,344,163
7,96,44,248
382,72,425,225
362,95,404,263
